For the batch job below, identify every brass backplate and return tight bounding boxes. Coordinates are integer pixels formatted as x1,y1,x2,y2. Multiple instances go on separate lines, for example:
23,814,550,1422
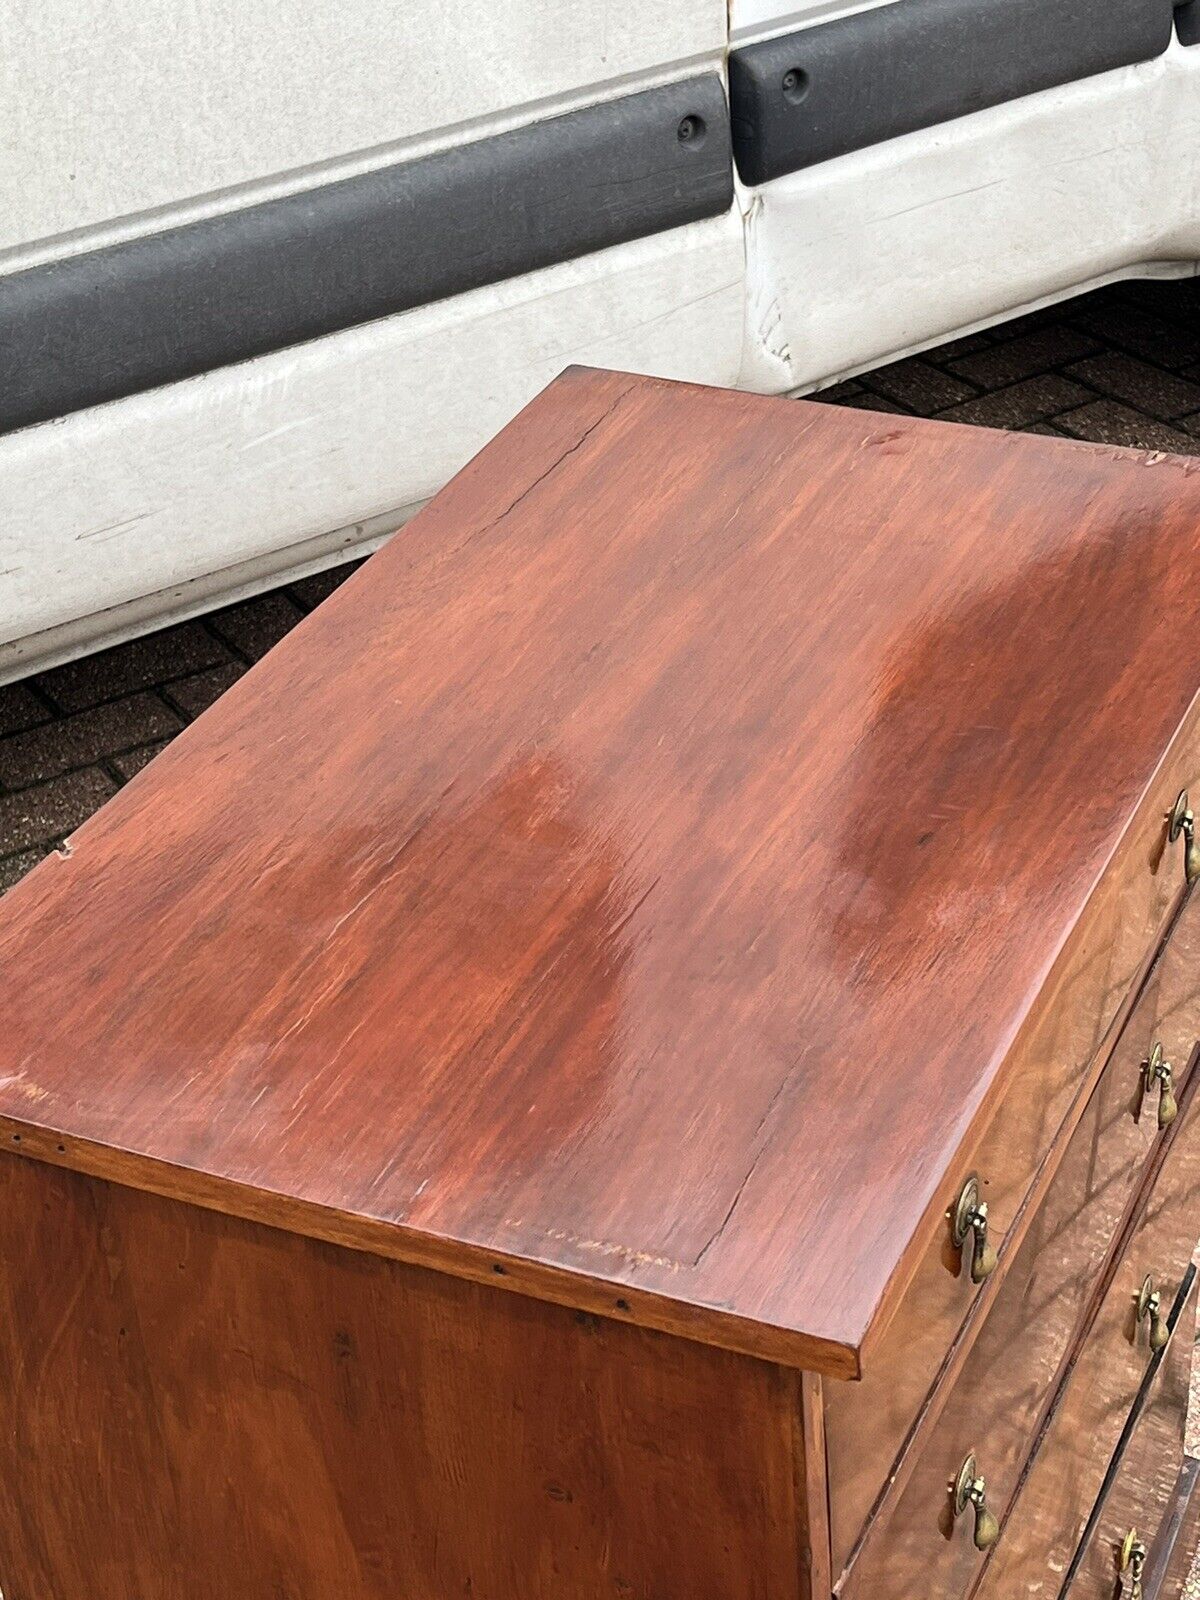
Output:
952,1176,980,1249
1168,789,1191,842
1136,1275,1156,1323
1121,1527,1145,1573
954,1454,978,1516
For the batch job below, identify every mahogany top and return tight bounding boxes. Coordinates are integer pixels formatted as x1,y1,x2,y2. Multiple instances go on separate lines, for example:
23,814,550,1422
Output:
3,367,1200,1376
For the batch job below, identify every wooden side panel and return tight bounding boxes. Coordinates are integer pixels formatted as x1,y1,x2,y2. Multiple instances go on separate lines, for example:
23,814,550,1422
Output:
0,1153,809,1600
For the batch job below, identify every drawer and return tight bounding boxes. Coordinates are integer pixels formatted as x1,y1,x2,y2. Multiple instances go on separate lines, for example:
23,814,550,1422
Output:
1149,1458,1200,1600
835,934,1200,1600
827,814,1200,1574
1059,1273,1197,1599
973,1093,1200,1600
970,927,1200,1600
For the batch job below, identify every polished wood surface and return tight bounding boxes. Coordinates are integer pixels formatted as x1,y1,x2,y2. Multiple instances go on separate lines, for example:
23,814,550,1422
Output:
837,938,1200,1600
4,372,1200,1373
974,1061,1200,1600
0,1152,813,1600
826,861,1198,1568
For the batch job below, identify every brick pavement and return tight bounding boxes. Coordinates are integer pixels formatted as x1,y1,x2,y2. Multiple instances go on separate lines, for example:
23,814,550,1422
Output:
4,273,1200,890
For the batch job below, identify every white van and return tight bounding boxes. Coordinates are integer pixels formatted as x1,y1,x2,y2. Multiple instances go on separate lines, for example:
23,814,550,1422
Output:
2,0,1197,679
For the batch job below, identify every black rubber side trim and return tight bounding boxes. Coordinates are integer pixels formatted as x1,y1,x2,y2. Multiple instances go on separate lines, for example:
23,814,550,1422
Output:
1177,0,1200,46
729,0,1174,186
1,75,732,435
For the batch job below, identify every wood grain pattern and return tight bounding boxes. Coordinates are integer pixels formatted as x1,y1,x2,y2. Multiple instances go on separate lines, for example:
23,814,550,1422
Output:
829,878,1200,1570
837,946,1200,1600
1148,1457,1200,1600
1061,1281,1197,1599
826,868,1198,1568
3,368,1200,1372
974,1058,1200,1600
0,1152,811,1600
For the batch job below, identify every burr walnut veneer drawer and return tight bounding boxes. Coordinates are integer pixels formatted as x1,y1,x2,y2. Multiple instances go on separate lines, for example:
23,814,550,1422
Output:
837,889,1200,1600
975,1075,1200,1600
1057,1272,1197,1600
1153,1460,1200,1600
827,797,1200,1572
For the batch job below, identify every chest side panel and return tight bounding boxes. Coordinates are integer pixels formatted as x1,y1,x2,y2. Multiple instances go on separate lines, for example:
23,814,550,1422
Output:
0,1151,812,1600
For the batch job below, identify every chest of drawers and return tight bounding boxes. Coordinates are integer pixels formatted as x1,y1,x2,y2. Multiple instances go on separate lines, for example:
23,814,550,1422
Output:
2,368,1200,1599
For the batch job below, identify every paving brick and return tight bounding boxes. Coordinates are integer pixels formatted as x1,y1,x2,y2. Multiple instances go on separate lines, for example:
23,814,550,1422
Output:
288,561,362,611
0,846,47,894
0,682,50,737
0,693,182,788
167,659,246,716
814,379,864,402
1116,275,1200,318
0,768,117,853
166,663,246,721
971,304,1059,342
937,375,1093,430
1063,353,1200,421
823,392,909,415
860,357,977,412
1054,401,1198,455
209,593,306,660
1069,299,1200,369
34,621,232,711
947,324,1100,389
111,740,173,781
925,329,995,360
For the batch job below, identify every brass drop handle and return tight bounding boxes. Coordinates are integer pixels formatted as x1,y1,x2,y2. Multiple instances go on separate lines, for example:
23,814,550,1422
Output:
1136,1275,1171,1353
954,1455,1000,1551
952,1176,999,1284
1168,789,1200,886
1121,1528,1147,1600
1141,1042,1178,1130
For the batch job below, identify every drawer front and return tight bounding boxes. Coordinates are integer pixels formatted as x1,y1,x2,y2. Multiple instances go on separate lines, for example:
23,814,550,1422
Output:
1060,1275,1196,1600
1152,1459,1200,1600
836,914,1200,1600
827,799,1200,1574
974,1094,1200,1600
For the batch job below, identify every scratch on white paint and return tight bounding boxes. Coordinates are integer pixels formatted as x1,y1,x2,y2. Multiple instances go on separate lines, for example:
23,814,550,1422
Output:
239,417,312,450
739,193,797,391
75,511,154,543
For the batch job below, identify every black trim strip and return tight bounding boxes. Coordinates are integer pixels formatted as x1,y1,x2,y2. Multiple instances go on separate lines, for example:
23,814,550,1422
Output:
1,75,732,435
729,0,1173,186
